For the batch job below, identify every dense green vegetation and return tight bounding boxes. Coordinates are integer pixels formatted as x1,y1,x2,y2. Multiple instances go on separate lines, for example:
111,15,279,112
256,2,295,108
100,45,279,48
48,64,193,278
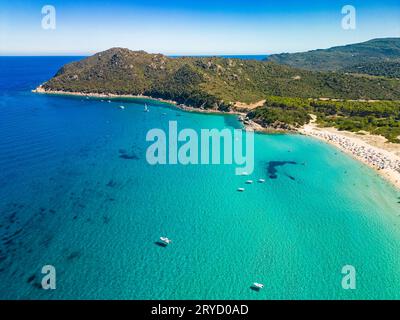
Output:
314,100,400,143
248,97,312,129
248,97,400,142
41,46,400,142
344,61,400,79
42,47,400,111
267,38,400,77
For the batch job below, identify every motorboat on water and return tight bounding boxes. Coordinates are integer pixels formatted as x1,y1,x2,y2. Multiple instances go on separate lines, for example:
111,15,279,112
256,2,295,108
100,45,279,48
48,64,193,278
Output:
258,179,265,183
159,237,172,245
119,105,125,110
237,187,245,192
144,104,149,112
245,180,253,184
252,282,264,290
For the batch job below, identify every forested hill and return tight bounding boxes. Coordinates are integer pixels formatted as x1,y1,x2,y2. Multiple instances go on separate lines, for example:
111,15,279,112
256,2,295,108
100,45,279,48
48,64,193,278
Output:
344,61,400,79
40,47,400,110
267,38,400,76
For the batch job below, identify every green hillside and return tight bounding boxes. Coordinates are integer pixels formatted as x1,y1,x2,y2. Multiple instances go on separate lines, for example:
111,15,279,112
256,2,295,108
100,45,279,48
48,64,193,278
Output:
267,38,400,76
344,61,400,79
41,47,400,111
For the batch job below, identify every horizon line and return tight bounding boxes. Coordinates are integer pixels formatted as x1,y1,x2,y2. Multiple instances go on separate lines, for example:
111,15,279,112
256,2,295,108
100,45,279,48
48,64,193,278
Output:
1,36,399,57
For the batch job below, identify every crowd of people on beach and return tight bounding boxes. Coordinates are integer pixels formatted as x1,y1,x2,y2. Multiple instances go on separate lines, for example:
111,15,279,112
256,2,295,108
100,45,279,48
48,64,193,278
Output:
309,131,400,173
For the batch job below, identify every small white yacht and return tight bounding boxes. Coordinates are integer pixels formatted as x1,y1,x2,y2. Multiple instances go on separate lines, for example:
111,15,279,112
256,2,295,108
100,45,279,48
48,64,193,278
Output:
119,105,125,110
245,180,253,184
159,237,172,245
252,283,264,289
258,179,266,183
240,171,249,176
144,104,149,112
237,187,245,192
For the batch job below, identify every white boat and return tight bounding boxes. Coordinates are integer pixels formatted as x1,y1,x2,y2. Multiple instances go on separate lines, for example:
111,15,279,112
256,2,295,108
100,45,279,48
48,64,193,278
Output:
245,180,253,184
119,105,125,110
253,282,264,289
159,237,172,245
237,187,245,192
144,104,149,112
240,172,249,176
258,179,266,183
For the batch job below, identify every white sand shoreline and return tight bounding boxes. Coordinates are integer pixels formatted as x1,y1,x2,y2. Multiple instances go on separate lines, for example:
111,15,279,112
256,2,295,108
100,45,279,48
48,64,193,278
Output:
299,116,400,190
33,87,400,190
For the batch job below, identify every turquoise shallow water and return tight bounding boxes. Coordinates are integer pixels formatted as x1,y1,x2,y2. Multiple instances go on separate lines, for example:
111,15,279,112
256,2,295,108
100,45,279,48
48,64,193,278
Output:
0,57,400,299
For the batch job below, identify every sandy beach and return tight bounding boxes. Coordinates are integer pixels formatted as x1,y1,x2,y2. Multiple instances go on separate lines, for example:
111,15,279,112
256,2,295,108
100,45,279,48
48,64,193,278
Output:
33,87,400,189
299,115,400,190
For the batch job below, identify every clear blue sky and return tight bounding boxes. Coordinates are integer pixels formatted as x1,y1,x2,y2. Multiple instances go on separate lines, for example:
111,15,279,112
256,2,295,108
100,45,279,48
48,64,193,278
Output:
1,0,399,55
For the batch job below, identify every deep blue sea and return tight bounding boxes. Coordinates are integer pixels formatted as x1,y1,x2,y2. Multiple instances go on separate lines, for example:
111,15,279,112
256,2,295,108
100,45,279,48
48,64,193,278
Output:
0,57,399,299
